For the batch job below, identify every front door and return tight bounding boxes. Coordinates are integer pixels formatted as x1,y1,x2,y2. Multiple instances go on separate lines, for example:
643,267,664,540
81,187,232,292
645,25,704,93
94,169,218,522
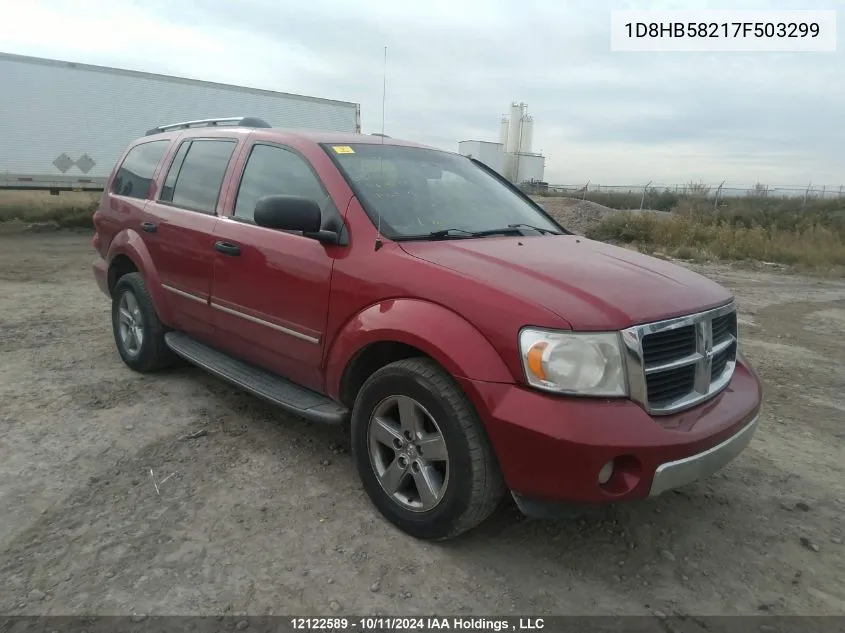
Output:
144,137,238,339
209,142,345,392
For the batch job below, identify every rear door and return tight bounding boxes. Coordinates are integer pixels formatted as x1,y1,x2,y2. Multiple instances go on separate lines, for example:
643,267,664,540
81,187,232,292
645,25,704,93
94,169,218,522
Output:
144,137,239,339
104,138,171,249
209,141,344,392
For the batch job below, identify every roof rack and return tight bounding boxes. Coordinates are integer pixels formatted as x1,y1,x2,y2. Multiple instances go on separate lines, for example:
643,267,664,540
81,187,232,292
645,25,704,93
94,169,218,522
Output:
145,116,272,136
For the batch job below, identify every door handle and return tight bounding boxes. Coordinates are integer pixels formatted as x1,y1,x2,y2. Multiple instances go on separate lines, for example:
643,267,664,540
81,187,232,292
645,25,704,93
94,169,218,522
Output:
215,241,241,256
140,221,157,233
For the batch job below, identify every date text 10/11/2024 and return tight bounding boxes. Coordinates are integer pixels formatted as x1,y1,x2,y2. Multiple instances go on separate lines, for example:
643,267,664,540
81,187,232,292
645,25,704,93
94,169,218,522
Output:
290,617,547,631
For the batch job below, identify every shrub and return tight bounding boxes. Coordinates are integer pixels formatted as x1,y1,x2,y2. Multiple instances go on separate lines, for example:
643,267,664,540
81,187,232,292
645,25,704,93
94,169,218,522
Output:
585,207,845,274
0,192,98,229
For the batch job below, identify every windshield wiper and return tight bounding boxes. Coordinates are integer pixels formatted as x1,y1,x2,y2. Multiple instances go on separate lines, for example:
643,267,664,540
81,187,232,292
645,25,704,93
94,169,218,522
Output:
507,223,561,235
426,227,522,240
427,224,560,239
395,225,561,242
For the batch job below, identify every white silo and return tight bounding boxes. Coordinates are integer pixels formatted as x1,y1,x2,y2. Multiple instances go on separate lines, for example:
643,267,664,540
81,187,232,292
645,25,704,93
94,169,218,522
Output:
518,115,533,154
506,102,523,154
499,116,509,147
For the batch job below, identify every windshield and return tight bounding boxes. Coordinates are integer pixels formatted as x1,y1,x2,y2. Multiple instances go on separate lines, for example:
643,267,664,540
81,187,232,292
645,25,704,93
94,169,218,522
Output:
324,143,563,240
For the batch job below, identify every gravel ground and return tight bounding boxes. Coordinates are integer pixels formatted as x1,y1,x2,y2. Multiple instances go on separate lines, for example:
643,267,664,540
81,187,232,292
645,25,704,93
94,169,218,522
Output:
1,232,844,617
533,197,670,235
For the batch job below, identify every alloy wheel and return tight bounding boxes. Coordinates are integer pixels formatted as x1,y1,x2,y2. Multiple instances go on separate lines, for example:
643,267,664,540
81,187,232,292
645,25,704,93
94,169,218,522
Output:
117,291,144,357
367,395,450,512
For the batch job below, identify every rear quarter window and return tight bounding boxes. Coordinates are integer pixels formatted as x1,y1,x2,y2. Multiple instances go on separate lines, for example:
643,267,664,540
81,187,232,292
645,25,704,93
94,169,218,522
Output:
111,140,170,200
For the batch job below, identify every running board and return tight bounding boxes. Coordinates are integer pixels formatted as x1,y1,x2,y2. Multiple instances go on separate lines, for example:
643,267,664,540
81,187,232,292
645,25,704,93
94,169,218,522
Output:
164,332,348,425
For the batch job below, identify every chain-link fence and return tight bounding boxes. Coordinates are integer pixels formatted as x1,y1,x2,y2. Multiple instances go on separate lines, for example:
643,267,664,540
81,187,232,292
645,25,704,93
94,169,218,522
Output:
538,181,844,210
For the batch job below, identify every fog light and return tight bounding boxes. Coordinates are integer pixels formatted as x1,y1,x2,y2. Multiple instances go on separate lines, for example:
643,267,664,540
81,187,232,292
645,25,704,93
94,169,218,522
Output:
598,460,614,485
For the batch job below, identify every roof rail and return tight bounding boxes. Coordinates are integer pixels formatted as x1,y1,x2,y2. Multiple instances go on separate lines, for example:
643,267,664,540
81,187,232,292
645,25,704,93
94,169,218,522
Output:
145,116,272,136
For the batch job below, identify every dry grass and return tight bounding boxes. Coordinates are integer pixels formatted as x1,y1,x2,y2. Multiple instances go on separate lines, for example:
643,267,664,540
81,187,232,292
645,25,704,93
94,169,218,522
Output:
586,201,845,274
538,186,845,218
0,190,99,228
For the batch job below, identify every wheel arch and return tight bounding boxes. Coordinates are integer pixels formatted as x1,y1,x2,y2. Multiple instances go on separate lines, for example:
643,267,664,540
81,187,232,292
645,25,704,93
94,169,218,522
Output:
107,253,138,295
106,229,172,324
326,298,514,407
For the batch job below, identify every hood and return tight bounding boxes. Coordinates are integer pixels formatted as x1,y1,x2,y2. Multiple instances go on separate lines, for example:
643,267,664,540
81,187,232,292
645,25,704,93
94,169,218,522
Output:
399,235,733,330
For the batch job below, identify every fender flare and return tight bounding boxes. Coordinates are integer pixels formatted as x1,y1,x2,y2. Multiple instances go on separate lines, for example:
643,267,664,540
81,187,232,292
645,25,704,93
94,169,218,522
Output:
324,298,514,400
106,229,172,324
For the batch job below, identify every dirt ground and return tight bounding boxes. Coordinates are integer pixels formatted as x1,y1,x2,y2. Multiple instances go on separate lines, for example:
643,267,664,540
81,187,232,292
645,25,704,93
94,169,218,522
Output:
0,232,843,617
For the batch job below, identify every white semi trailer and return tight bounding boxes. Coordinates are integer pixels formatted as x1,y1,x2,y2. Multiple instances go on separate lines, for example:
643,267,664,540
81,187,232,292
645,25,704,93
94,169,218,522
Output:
0,52,361,191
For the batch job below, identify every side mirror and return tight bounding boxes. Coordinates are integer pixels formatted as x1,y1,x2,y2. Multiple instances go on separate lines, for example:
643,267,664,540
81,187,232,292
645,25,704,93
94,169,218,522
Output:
253,195,343,245
254,195,322,233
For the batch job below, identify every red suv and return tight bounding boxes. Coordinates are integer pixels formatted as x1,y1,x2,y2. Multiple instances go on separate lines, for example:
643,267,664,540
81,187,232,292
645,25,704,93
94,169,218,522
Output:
92,117,763,540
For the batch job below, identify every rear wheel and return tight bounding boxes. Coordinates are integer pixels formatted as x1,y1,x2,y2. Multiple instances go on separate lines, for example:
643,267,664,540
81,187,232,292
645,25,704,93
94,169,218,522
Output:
351,358,505,540
111,273,176,372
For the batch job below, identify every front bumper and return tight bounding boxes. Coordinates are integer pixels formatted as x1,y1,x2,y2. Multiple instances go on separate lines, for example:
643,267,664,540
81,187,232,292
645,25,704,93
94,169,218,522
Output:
457,358,763,506
649,413,758,497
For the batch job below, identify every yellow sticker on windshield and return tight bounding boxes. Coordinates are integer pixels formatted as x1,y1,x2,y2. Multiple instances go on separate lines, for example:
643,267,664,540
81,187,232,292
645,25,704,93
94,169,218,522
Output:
332,145,355,154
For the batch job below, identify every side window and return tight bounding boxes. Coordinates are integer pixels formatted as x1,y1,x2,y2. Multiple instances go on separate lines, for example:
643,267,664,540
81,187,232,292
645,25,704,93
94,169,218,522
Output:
162,139,237,214
159,141,190,203
111,140,169,199
234,144,329,221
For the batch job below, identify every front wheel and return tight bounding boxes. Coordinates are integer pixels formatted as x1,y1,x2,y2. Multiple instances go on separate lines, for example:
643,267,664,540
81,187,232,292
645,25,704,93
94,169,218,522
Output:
351,358,505,540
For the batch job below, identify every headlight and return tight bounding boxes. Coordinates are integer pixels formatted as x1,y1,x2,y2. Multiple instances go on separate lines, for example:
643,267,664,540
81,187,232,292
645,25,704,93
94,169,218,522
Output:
519,328,628,397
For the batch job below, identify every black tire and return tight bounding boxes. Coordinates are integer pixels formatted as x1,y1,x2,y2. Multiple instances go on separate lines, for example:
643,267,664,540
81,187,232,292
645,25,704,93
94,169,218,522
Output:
111,272,176,373
351,358,505,540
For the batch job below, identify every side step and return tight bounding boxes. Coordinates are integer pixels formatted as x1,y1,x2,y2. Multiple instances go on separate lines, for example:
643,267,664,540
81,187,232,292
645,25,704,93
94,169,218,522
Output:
164,332,349,425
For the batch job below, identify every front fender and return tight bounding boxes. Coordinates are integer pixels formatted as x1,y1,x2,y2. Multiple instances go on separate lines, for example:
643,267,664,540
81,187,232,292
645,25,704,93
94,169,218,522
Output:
107,229,172,324
324,298,514,400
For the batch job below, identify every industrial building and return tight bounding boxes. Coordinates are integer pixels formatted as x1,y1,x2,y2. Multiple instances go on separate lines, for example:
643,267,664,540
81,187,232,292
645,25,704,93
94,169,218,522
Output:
458,102,546,185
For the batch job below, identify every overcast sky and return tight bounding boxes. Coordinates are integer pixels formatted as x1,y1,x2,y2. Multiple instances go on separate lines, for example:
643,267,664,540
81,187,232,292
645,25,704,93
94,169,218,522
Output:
1,0,842,188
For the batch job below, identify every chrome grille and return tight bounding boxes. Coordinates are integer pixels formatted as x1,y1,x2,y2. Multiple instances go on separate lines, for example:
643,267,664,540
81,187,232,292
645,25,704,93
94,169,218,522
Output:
621,301,738,415
641,325,696,366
